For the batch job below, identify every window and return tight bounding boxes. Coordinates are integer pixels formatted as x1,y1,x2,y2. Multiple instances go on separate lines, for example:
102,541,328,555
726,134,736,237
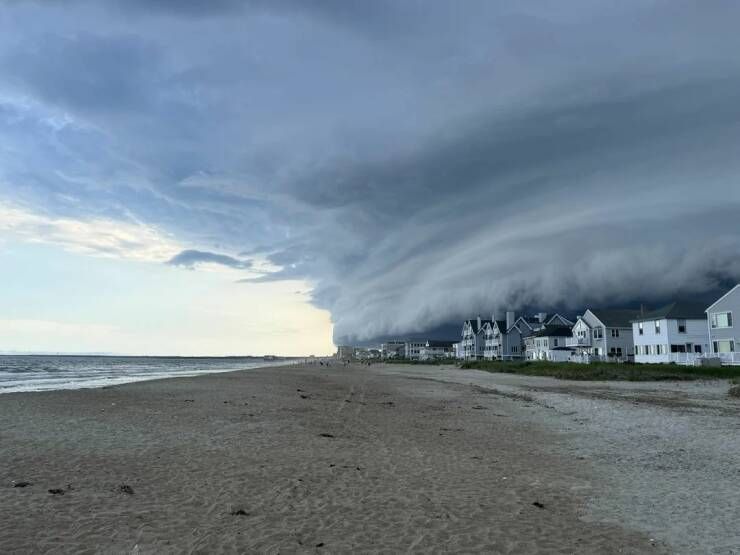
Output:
713,340,736,353
593,327,603,339
638,322,644,335
677,319,687,333
654,321,661,334
553,338,558,347
645,345,652,355
710,312,733,329
694,345,702,354
634,346,639,356
655,345,663,355
611,329,620,338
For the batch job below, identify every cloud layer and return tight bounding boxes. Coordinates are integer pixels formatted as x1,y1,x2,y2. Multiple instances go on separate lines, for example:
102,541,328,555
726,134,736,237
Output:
1,1,740,343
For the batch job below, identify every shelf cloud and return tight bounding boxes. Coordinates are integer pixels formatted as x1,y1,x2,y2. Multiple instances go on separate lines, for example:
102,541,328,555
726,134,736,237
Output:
1,1,739,344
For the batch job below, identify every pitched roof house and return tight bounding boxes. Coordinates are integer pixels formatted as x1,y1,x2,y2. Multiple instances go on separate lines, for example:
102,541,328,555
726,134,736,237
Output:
705,284,740,364
631,302,709,364
461,316,492,360
569,308,642,361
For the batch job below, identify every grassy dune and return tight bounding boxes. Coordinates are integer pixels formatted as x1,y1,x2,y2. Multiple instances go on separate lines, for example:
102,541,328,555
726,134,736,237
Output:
461,360,740,381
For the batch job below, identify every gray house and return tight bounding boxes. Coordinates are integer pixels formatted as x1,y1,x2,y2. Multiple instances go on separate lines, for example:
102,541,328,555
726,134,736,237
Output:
706,284,739,364
483,311,525,360
569,308,642,361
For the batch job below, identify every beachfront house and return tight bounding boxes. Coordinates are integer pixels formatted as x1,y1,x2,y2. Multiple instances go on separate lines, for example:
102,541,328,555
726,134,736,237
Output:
568,309,641,362
419,340,456,361
706,284,740,365
461,316,491,360
524,325,574,361
483,312,525,360
631,302,709,364
404,341,427,360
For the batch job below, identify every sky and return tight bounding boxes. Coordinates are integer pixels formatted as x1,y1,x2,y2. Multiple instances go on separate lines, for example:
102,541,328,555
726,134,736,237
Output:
1,1,740,354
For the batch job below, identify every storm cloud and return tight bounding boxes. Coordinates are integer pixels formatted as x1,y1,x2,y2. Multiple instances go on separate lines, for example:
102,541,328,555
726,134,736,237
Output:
167,249,251,270
1,1,739,343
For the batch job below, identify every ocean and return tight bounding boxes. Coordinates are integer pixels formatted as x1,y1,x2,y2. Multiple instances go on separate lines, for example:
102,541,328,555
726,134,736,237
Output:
0,355,292,394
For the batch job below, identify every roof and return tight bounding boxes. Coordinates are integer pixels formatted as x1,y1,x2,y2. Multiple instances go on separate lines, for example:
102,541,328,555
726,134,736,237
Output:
631,301,708,322
588,308,643,328
492,320,508,332
464,319,492,333
705,284,740,312
531,325,573,338
546,313,574,326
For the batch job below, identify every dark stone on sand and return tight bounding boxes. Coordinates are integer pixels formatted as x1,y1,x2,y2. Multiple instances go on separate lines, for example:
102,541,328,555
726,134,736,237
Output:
532,501,545,509
472,405,488,410
319,433,335,438
316,543,325,548
300,394,309,399
13,481,32,488
48,488,65,495
230,509,249,516
118,484,134,495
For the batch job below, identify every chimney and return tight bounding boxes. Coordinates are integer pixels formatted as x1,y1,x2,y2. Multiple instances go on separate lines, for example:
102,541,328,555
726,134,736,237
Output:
506,311,516,329
477,315,482,329
491,311,496,323
537,312,548,323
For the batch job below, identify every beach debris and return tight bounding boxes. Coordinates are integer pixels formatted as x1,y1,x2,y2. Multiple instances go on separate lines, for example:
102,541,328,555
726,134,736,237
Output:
319,433,335,438
532,501,545,509
118,484,135,495
300,394,309,399
48,488,65,495
316,543,325,548
230,509,249,516
472,405,488,410
183,399,195,402
12,481,32,488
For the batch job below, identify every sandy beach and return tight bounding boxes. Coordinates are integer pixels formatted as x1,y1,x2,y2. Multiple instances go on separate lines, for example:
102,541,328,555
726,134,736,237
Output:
2,362,738,553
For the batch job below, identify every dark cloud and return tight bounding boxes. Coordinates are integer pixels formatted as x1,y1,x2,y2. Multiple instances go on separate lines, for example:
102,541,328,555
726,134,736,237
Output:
167,250,251,270
1,1,740,344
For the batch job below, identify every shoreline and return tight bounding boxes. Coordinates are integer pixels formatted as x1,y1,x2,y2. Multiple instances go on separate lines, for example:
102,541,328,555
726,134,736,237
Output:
2,362,737,552
0,358,307,395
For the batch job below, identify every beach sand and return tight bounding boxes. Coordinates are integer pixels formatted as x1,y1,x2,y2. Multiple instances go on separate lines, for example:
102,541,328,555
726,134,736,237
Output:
0,362,683,553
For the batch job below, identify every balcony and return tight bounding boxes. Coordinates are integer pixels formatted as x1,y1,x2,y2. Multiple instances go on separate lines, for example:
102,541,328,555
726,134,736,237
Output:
565,336,591,348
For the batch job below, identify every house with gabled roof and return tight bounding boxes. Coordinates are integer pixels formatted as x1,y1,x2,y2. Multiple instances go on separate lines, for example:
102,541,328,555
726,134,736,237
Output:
482,311,526,360
631,302,709,364
568,308,642,362
705,284,740,365
461,316,491,360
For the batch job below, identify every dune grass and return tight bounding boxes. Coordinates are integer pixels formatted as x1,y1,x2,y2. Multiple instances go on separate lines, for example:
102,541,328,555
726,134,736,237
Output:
460,359,740,382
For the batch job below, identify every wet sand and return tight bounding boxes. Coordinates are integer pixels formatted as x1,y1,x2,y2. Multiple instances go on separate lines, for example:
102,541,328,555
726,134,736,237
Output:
0,362,676,553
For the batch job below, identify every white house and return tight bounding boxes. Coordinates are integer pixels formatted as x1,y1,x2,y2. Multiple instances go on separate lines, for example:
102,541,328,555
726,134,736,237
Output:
525,326,574,361
631,302,709,364
568,309,641,362
419,340,456,360
461,316,491,360
706,284,740,365
404,341,427,360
